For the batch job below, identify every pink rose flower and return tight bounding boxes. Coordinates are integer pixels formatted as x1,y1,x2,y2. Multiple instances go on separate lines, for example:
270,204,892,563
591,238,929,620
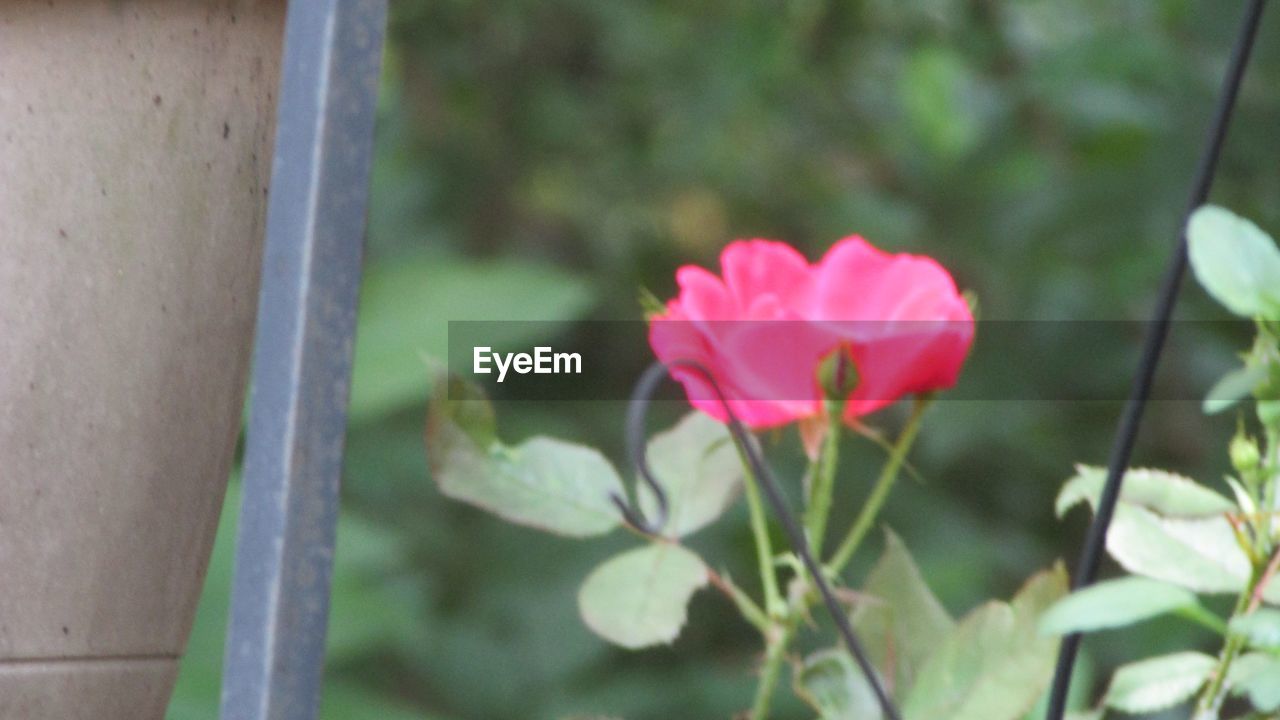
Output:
648,237,974,428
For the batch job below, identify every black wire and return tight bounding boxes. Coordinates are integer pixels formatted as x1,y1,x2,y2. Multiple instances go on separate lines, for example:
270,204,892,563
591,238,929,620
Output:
623,359,903,720
1045,2,1267,717
611,363,672,534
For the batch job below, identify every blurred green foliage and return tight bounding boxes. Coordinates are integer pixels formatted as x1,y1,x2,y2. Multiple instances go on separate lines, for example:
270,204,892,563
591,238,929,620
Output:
170,1,1280,718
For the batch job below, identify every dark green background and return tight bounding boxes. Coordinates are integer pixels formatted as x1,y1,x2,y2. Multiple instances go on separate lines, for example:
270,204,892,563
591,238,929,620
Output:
168,2,1280,718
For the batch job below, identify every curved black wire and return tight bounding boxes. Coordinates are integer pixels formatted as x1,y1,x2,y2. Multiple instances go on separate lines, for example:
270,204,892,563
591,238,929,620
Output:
611,363,672,534
621,359,903,720
1045,2,1268,717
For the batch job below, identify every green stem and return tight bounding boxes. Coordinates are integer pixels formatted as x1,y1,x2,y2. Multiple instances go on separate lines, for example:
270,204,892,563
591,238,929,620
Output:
829,397,931,575
737,442,785,617
1264,428,1280,546
1193,572,1256,720
750,621,797,720
747,396,930,718
1201,430,1280,719
712,569,772,635
804,400,843,558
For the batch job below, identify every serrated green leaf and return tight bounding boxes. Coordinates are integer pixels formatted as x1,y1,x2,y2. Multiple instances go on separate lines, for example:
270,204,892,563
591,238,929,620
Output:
637,412,743,538
798,649,884,720
1056,465,1235,518
1104,651,1216,714
1231,609,1280,651
1204,363,1269,414
426,374,623,537
1227,653,1280,711
1039,576,1201,636
1105,504,1246,594
455,435,623,537
1187,205,1280,319
577,543,708,649
851,530,954,694
903,563,1068,720
1055,466,1261,598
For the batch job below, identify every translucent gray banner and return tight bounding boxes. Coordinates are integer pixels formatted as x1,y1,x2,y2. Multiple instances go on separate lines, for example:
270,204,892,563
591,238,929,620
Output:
446,320,1254,403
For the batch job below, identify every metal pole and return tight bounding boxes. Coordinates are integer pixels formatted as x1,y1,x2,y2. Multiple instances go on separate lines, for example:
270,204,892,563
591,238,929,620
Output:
220,1,387,718
1044,1,1267,716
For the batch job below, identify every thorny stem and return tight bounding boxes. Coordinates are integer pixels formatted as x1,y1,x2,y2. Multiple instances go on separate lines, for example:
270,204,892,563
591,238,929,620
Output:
1250,549,1280,613
1193,565,1260,720
737,442,786,618
1263,428,1280,545
750,621,798,720
829,397,931,575
1195,427,1280,719
804,399,843,559
708,567,771,635
743,396,930,719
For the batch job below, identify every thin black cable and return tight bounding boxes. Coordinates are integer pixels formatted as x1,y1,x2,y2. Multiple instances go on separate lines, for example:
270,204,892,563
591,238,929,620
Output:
622,359,903,720
611,368,671,534
1045,2,1267,717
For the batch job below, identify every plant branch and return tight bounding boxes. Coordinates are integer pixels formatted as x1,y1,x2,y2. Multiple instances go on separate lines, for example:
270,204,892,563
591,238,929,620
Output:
828,396,931,574
708,567,772,635
750,620,797,720
1249,547,1280,613
1264,428,1280,547
804,399,843,558
737,441,785,617
1194,567,1259,720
